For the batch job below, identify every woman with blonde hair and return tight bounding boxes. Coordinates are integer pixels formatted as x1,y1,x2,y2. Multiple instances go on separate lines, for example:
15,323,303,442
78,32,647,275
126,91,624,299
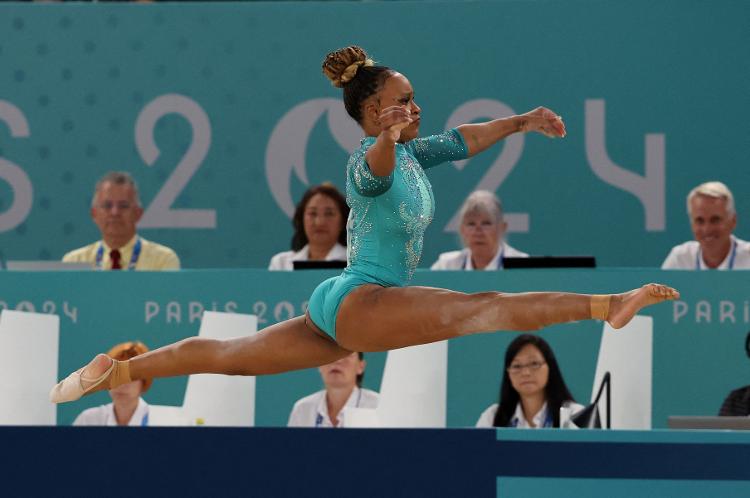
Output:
432,190,528,270
52,46,678,405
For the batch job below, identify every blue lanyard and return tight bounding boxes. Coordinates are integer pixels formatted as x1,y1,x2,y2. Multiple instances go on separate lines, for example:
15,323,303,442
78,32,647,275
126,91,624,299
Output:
315,389,362,428
462,246,505,270
696,239,737,270
141,410,149,427
96,237,142,270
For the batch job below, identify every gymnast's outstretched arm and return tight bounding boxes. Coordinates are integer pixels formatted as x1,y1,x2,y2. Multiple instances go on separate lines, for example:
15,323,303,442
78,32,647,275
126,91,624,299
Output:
458,106,567,157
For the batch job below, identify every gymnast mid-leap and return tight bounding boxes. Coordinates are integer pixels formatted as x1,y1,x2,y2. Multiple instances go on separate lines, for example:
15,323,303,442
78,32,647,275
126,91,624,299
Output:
51,46,678,403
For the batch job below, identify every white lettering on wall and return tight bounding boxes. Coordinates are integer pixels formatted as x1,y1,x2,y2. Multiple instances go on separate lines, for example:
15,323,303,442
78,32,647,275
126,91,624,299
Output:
443,99,528,233
265,98,360,217
0,101,33,232
585,99,665,231
136,94,215,228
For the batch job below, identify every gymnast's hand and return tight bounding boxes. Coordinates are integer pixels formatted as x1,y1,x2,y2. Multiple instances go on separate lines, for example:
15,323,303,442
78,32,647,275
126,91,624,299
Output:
518,107,566,138
378,105,413,142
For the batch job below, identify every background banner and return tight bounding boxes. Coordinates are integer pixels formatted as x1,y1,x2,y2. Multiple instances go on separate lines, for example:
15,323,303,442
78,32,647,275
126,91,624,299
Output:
0,1,748,268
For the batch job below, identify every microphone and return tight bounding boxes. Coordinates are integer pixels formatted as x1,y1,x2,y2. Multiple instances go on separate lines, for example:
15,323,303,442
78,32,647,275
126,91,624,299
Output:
571,371,611,429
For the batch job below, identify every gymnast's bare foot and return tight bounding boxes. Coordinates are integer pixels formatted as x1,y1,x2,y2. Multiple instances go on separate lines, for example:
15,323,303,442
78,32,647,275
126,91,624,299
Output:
607,284,680,329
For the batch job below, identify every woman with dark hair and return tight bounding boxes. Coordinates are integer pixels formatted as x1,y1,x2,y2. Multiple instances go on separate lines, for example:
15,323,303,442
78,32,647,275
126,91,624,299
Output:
269,183,349,270
51,45,678,406
476,335,583,428
287,352,378,427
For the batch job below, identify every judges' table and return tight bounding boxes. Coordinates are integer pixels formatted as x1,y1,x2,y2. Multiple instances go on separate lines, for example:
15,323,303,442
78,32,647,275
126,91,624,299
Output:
3,269,749,427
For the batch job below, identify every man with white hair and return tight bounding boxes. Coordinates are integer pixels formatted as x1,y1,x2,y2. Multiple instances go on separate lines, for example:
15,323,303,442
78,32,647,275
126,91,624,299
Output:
662,181,749,270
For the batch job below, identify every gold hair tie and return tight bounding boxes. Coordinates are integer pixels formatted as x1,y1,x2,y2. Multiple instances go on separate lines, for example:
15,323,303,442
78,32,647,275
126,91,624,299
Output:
339,58,375,86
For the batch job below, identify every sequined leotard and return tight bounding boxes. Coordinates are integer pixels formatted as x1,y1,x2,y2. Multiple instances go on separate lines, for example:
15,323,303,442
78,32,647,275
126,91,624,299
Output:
307,129,468,338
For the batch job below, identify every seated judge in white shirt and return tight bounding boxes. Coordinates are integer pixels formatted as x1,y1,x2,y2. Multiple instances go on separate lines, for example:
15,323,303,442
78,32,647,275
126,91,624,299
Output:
73,341,154,426
269,183,349,270
662,181,750,270
288,352,379,428
431,190,528,271
476,334,583,428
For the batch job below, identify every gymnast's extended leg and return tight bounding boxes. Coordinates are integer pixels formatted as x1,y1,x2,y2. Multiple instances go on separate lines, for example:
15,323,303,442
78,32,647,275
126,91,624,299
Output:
50,316,352,401
51,284,677,402
334,283,679,352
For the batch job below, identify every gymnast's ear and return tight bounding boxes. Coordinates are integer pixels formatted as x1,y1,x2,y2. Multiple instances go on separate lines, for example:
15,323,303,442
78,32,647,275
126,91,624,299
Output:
364,101,380,125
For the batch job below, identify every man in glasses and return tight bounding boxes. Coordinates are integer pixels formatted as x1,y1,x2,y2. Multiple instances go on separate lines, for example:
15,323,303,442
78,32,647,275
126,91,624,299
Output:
63,171,180,270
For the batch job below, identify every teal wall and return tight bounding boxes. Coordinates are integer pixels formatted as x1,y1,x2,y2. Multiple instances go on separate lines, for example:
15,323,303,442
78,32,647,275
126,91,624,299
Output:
0,1,748,268
3,269,747,427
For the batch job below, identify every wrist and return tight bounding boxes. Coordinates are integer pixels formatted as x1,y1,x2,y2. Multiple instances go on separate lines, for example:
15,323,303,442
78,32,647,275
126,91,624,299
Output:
511,115,527,133
378,129,399,145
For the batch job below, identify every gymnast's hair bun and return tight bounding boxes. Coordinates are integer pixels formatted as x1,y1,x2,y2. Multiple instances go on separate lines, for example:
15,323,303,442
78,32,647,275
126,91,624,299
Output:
322,45,374,88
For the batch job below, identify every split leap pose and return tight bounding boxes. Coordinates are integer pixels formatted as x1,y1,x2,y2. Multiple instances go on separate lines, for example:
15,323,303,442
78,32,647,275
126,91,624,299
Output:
51,46,678,403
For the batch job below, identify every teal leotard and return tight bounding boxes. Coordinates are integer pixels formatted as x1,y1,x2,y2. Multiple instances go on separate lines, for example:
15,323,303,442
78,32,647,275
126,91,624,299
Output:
307,129,468,339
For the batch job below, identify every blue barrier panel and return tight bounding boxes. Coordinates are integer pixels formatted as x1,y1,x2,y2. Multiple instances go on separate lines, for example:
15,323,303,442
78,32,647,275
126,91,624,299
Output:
2,427,749,497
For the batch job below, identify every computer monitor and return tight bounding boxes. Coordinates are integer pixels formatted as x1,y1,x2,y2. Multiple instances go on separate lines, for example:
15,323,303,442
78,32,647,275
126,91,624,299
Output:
503,256,596,269
292,260,347,270
667,416,750,430
5,261,92,271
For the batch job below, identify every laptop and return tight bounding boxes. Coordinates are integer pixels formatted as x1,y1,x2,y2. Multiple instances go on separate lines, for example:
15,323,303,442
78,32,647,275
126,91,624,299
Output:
667,416,750,430
5,261,92,271
503,256,596,269
292,260,347,270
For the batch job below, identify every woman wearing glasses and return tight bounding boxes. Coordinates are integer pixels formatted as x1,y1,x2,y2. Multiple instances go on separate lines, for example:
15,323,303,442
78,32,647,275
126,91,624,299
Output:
431,190,528,271
476,334,583,428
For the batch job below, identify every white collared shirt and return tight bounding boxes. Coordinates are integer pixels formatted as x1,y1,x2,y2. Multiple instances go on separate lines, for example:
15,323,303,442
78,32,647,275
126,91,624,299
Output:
475,401,585,428
661,235,750,270
73,397,150,426
268,243,347,271
287,387,379,428
431,242,529,270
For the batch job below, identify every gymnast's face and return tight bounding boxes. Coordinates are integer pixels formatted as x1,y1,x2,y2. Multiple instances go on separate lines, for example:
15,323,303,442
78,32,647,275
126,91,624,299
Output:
507,344,549,398
374,73,421,142
303,193,344,251
319,352,364,390
460,210,505,261
689,194,736,254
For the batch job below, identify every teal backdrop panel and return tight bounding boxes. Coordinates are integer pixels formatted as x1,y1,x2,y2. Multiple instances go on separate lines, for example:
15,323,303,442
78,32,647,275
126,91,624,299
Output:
1,269,747,427
0,1,748,268
497,477,750,498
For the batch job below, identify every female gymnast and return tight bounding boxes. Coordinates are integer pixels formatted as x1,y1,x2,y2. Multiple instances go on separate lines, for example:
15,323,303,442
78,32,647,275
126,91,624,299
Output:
51,46,678,403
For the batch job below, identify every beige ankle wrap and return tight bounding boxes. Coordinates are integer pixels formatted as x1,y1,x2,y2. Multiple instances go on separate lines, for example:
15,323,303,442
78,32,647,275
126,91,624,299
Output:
107,359,132,389
590,295,610,321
